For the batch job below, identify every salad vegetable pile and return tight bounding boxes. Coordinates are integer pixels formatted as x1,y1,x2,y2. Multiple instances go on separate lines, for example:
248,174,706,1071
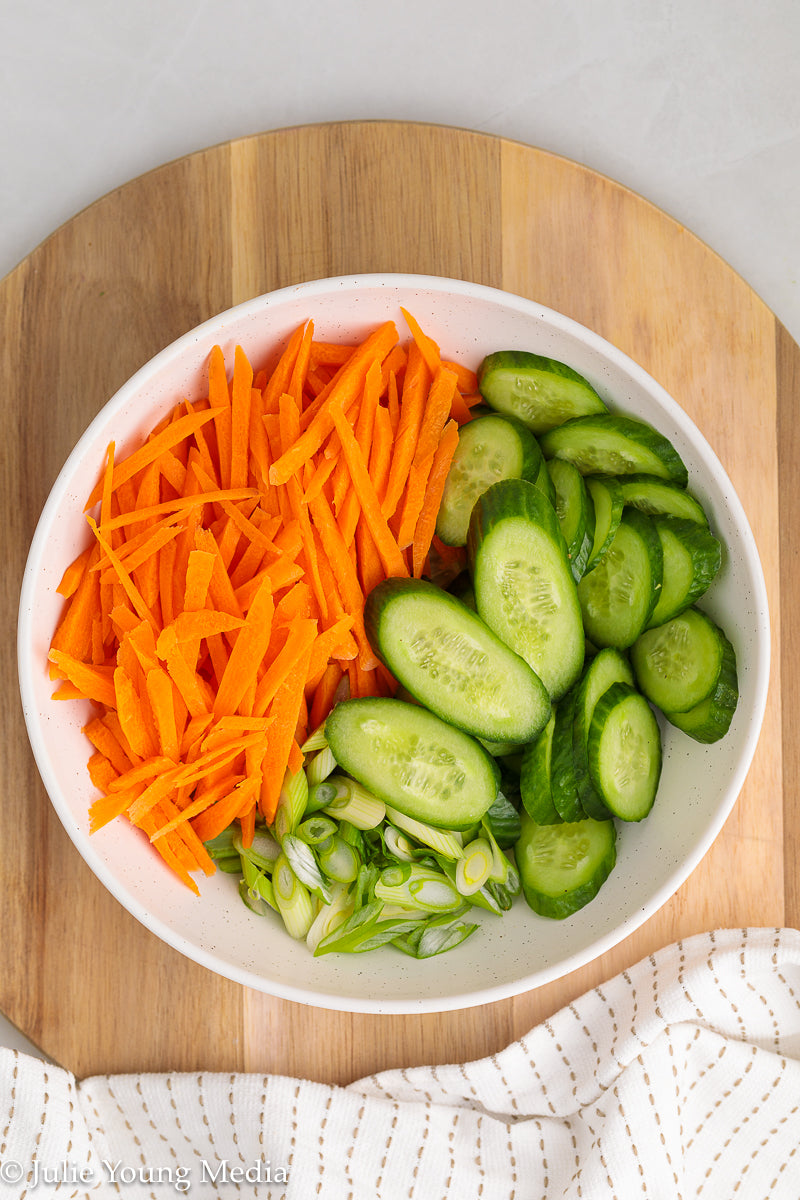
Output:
48,313,737,959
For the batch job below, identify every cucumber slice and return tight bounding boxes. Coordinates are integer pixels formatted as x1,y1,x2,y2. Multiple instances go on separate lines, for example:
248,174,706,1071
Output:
631,607,728,714
587,682,662,821
519,709,563,825
364,578,550,745
325,697,498,830
546,458,596,581
618,474,709,525
549,688,586,822
584,475,624,573
647,517,722,627
515,810,617,919
477,350,607,435
576,508,663,649
468,478,585,701
435,413,543,547
572,647,635,820
662,628,738,743
539,414,689,487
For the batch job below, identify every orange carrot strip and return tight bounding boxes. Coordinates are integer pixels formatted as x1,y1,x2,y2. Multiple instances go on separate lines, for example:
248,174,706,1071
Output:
86,517,157,630
114,666,159,760
309,661,344,728
157,626,214,718
412,418,460,577
212,576,275,716
252,617,317,718
263,321,308,413
208,345,232,490
269,321,398,485
145,668,181,761
307,489,376,669
56,545,95,599
84,407,225,509
48,651,116,707
230,345,253,490
83,715,135,775
88,751,119,793
164,609,246,645
98,488,258,532
188,775,262,843
400,306,443,376
395,450,435,550
50,543,102,662
309,341,356,368
328,393,408,580
413,367,458,463
338,359,381,544
287,321,314,405
258,639,315,822
381,340,430,519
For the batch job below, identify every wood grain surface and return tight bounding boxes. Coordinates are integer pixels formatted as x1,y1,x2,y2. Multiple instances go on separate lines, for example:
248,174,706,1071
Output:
1,121,796,1081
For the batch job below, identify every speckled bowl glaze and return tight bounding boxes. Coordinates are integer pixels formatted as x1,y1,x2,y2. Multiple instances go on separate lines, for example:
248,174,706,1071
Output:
18,274,770,1012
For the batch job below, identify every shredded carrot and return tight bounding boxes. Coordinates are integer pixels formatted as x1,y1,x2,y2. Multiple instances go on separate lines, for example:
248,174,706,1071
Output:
49,311,475,892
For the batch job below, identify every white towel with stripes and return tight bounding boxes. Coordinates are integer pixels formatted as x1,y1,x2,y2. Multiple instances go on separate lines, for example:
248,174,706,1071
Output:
1,927,799,1198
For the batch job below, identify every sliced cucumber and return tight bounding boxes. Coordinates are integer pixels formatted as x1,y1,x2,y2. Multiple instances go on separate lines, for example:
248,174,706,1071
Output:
515,809,617,919
533,454,557,506
618,475,710,525
325,697,498,830
584,475,624,573
631,607,728,714
576,508,663,649
519,709,562,825
435,413,543,547
364,577,550,745
647,517,722,627
549,688,586,822
546,458,596,581
539,414,689,487
662,628,738,743
587,682,662,821
572,647,635,820
468,478,585,701
477,350,607,435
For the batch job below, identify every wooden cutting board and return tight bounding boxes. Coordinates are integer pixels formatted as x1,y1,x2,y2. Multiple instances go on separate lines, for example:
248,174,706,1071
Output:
2,121,797,1081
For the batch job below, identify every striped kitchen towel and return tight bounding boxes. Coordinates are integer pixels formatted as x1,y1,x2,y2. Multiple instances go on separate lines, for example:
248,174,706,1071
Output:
1,927,799,1198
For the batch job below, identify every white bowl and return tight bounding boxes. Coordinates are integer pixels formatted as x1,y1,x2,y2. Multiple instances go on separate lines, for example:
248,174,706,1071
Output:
18,273,770,1013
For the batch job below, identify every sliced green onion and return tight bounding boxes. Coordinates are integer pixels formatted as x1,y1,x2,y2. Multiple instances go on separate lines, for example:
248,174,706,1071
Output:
305,779,341,813
203,828,239,861
240,856,279,912
239,878,275,917
305,883,354,954
272,852,315,940
384,805,464,859
375,864,463,913
323,776,385,830
300,723,329,754
298,815,338,845
313,901,423,956
393,911,479,958
273,767,309,842
454,838,494,896
306,744,338,785
379,862,413,888
317,834,360,883
383,825,417,862
281,834,332,903
233,827,281,872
